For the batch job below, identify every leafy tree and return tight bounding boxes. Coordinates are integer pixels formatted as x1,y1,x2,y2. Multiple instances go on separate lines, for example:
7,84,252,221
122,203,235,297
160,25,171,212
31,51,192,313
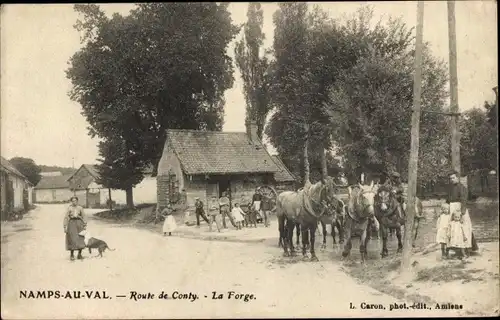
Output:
234,3,273,139
95,138,145,208
324,7,450,186
266,3,333,185
9,157,42,186
460,105,497,174
66,4,240,206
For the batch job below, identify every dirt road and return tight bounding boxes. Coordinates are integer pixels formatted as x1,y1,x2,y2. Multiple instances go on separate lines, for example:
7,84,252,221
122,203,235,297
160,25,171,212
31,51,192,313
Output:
1,204,462,319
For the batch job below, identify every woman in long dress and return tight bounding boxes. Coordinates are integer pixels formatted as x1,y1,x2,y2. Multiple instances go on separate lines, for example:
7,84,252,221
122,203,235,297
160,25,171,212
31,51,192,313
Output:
63,196,86,261
161,205,177,236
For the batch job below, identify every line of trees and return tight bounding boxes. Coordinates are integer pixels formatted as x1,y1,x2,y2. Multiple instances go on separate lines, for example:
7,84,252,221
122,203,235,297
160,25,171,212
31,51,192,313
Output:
66,3,498,203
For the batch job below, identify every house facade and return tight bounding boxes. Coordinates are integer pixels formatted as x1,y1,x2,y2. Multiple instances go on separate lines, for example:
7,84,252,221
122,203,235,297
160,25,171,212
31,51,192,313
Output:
156,121,296,214
1,157,34,217
34,174,73,203
68,164,156,208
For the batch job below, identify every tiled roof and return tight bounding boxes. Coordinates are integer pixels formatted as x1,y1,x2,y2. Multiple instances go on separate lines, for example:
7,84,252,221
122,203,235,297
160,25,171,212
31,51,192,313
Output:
166,129,281,175
271,155,296,182
0,156,30,182
35,174,72,189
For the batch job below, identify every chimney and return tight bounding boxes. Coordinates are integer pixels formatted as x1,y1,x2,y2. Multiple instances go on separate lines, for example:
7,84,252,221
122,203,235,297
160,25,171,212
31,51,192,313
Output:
246,120,260,144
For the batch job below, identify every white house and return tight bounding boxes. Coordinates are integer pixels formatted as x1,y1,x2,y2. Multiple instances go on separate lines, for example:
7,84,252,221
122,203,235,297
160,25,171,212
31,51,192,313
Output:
68,164,157,208
1,157,34,216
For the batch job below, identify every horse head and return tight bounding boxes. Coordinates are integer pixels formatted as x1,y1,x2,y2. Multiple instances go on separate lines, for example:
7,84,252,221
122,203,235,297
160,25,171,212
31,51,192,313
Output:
320,176,338,205
348,181,377,218
375,184,396,213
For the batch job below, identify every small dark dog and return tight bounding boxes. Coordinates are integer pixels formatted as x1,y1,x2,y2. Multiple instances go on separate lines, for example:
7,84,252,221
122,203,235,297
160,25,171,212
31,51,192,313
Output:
86,237,115,257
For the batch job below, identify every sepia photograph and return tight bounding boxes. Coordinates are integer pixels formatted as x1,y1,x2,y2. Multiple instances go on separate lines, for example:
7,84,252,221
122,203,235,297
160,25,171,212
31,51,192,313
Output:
1,2,498,319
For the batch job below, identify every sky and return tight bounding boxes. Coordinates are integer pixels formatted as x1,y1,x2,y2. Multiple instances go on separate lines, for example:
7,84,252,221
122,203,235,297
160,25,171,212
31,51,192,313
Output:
1,2,497,168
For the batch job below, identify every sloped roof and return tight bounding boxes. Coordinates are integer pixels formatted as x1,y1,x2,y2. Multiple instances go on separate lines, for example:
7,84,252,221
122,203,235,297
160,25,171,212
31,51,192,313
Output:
271,155,296,182
35,174,72,189
166,129,281,175
0,156,30,183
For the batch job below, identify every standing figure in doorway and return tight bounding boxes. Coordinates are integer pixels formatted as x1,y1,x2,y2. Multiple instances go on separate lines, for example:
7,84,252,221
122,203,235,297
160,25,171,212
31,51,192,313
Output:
63,196,87,261
251,187,263,224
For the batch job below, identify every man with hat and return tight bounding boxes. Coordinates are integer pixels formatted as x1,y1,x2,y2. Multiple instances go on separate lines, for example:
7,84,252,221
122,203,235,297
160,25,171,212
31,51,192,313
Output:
446,169,478,258
194,197,210,227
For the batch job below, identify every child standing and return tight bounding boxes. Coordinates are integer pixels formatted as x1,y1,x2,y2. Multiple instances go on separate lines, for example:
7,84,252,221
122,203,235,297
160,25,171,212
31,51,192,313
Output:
208,196,221,232
231,203,245,230
435,203,451,258
447,202,468,259
161,204,177,236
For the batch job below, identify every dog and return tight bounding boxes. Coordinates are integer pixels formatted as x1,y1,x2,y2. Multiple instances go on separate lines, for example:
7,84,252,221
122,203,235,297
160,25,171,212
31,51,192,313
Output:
80,231,115,258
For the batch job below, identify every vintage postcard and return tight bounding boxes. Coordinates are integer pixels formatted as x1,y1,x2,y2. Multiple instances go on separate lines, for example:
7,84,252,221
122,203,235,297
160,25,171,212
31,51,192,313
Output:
1,2,498,319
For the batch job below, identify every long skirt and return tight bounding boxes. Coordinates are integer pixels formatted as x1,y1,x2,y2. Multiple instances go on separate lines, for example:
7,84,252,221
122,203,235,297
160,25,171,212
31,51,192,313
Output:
448,221,467,248
66,218,86,251
163,215,177,233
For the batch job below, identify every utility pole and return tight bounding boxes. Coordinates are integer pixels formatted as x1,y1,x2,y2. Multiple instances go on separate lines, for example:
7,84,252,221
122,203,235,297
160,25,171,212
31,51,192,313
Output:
448,0,461,176
400,0,424,275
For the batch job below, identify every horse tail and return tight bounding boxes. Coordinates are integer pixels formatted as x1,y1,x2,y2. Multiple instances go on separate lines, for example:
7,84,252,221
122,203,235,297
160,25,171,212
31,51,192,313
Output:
106,245,116,251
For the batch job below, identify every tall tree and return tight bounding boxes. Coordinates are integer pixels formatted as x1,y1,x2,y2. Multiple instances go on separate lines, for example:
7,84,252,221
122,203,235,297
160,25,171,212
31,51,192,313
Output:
266,3,334,185
234,3,272,139
9,157,42,186
325,7,449,186
66,4,239,205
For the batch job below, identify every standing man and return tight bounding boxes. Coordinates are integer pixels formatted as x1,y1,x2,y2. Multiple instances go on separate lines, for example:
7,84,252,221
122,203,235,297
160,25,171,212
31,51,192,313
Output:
251,187,263,224
194,197,210,227
446,170,479,258
219,191,236,229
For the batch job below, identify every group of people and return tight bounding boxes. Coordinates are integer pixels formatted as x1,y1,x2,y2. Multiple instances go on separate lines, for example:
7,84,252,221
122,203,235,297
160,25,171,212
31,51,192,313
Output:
193,187,271,232
436,170,479,260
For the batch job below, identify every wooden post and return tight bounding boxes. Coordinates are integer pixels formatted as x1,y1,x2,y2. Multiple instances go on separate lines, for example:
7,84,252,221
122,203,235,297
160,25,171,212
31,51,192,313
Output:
448,1,461,175
400,0,425,275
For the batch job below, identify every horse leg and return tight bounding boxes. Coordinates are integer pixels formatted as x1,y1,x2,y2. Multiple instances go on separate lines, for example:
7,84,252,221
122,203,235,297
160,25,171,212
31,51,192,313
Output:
310,223,319,262
360,221,368,264
301,224,309,259
338,217,345,244
341,218,352,258
296,223,301,248
396,224,403,253
321,221,327,249
288,222,297,257
381,224,389,258
278,215,285,248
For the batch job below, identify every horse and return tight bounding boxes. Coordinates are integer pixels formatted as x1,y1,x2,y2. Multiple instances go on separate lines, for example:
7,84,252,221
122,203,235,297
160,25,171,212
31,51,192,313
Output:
276,177,337,261
318,197,346,249
375,185,423,257
341,181,378,263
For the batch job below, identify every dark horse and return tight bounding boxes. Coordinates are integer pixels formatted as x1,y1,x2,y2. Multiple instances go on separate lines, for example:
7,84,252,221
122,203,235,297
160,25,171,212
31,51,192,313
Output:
342,182,378,263
375,185,423,257
318,197,346,249
279,196,346,249
277,177,337,261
